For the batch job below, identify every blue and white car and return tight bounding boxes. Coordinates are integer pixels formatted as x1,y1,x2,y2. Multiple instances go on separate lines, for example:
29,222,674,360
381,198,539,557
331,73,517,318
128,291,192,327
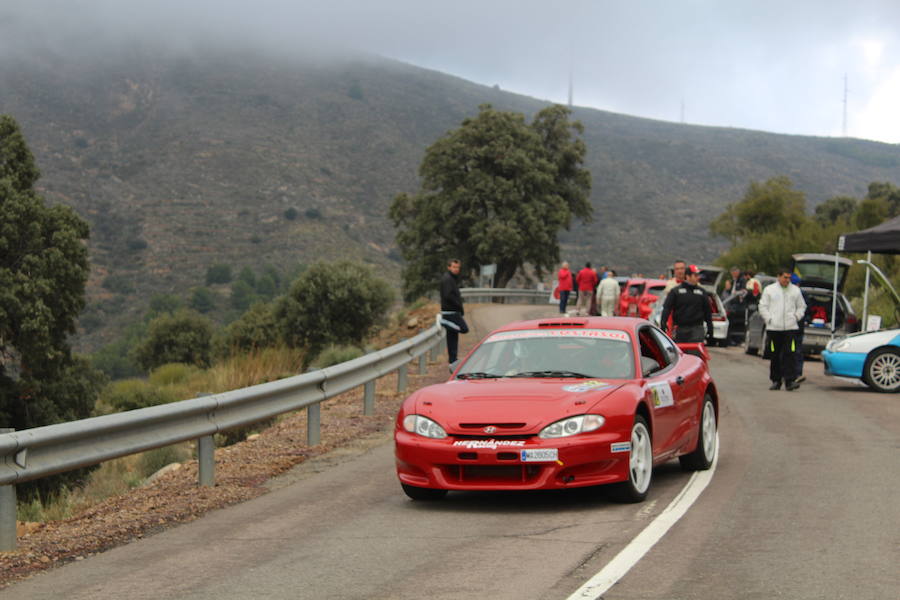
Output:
822,329,900,393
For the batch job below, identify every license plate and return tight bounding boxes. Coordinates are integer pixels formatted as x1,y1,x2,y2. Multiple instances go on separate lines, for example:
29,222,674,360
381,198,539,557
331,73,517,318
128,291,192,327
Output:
521,448,558,462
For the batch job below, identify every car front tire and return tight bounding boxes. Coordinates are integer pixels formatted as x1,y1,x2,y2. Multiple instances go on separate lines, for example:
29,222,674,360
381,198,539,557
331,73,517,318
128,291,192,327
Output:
863,348,900,393
679,395,717,471
401,483,448,501
609,415,653,503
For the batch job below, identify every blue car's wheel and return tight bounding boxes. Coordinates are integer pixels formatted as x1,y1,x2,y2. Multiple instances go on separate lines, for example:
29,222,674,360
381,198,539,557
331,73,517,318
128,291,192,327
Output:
863,348,900,393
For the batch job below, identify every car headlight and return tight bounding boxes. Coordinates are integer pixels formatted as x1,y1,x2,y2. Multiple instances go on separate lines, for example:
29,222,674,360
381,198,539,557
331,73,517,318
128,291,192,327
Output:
402,415,447,439
538,415,605,439
829,339,851,352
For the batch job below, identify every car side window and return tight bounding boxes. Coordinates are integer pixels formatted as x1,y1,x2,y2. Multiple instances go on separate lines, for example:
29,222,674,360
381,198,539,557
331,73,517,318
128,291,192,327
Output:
638,326,670,376
649,327,679,367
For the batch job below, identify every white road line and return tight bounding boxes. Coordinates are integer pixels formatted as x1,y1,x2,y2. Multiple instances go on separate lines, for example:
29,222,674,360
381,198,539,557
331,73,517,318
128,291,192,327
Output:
566,434,720,599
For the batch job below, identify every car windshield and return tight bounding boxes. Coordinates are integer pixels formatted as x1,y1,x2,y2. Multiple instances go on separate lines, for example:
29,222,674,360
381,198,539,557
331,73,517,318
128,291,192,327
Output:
457,328,635,379
795,261,848,287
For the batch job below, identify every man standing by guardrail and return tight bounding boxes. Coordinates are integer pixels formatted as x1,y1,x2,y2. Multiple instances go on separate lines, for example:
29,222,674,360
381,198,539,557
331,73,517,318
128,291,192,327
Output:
440,258,468,364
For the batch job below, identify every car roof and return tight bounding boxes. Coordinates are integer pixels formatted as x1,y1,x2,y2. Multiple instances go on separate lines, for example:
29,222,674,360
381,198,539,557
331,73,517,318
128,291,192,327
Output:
624,278,668,286
491,316,646,334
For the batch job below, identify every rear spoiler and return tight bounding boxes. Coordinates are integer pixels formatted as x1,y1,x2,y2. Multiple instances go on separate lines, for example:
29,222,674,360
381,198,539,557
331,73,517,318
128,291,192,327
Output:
677,342,710,362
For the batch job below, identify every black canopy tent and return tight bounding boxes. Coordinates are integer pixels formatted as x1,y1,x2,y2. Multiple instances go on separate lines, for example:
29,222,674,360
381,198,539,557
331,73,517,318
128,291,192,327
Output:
835,215,900,331
837,214,900,255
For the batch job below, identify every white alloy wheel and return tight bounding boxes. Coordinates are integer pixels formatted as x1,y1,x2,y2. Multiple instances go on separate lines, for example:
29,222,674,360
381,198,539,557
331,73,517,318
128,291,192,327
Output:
700,400,717,459
629,420,653,494
680,395,717,471
865,348,900,393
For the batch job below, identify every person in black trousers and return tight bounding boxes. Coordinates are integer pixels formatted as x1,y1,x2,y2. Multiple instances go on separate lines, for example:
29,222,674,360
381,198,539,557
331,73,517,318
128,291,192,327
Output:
440,258,469,364
659,264,714,343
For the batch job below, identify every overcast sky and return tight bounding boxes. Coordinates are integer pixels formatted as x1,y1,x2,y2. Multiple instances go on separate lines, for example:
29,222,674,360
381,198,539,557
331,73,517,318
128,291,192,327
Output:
5,0,900,143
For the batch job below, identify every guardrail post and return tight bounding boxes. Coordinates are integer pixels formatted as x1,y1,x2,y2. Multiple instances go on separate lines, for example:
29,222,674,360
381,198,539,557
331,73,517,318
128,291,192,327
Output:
397,364,408,393
0,428,15,551
363,381,375,416
430,343,439,362
198,435,215,487
418,353,427,375
307,404,321,446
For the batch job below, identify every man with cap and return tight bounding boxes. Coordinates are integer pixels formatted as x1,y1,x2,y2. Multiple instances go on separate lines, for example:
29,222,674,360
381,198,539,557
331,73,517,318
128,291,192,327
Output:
660,264,714,343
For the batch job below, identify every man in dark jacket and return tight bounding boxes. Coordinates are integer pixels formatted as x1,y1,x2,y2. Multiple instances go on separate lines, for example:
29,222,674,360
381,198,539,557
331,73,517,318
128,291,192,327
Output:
440,258,469,364
660,264,713,343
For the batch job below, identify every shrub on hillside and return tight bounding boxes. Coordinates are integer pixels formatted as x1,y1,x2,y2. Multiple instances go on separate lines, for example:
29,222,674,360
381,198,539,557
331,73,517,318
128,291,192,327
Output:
189,286,217,313
230,280,258,311
206,264,232,285
132,309,213,372
275,260,394,363
146,294,183,318
214,302,280,357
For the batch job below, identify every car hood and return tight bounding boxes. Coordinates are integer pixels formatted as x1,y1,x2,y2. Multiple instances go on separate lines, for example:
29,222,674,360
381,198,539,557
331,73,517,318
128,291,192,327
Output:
412,379,625,434
828,328,900,353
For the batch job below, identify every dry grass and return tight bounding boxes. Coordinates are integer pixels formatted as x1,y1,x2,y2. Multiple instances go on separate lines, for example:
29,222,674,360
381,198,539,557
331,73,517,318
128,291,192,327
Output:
18,304,437,526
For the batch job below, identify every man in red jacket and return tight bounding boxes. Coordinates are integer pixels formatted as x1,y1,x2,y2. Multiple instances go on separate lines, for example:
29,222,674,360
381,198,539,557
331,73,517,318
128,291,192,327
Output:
556,261,573,314
575,262,598,316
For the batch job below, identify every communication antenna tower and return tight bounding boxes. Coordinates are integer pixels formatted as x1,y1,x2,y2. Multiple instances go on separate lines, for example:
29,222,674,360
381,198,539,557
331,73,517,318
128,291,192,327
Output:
681,99,685,123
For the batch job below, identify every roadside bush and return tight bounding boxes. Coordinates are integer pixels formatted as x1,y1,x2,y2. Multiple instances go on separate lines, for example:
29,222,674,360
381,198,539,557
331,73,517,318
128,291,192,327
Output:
313,345,365,368
132,309,214,372
98,378,178,413
138,444,191,478
148,362,200,387
275,260,394,364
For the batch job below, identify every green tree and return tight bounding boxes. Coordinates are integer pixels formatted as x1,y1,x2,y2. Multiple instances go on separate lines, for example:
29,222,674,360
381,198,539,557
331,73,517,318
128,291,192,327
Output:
205,263,232,285
132,309,213,372
0,115,102,432
389,104,592,300
189,287,217,313
214,301,280,357
709,176,807,245
864,181,900,217
146,294,183,319
275,260,393,362
814,196,857,226
230,280,257,311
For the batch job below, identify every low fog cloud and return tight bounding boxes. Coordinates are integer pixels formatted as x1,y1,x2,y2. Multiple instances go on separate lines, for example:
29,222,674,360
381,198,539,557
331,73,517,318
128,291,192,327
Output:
3,0,899,142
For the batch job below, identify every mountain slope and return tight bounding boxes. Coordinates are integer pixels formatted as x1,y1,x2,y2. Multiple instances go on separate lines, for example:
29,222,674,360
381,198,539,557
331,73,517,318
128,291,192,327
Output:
2,42,899,349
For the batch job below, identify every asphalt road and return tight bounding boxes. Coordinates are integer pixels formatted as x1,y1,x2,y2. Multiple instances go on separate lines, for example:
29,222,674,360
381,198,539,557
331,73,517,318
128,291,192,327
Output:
4,305,898,599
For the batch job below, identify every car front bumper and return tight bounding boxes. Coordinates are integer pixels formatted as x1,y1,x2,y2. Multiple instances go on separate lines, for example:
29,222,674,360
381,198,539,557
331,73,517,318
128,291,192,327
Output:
821,349,866,379
395,430,630,491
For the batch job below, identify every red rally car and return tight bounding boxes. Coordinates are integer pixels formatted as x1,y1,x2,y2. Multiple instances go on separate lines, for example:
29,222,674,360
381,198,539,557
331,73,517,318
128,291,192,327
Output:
395,316,719,503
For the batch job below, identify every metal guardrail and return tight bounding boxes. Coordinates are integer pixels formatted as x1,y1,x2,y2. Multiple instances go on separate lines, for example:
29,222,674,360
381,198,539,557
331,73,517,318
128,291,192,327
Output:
0,289,545,549
461,287,550,304
0,319,445,550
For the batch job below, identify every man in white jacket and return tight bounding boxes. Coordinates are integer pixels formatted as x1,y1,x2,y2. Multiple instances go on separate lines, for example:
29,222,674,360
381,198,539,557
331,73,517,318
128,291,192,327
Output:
758,268,807,391
598,270,620,316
